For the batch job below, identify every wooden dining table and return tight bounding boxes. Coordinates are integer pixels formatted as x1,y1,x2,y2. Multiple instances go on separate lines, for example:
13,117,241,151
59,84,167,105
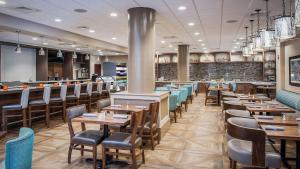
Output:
237,94,271,102
102,104,149,113
208,86,229,105
246,103,296,115
254,115,298,126
261,125,300,169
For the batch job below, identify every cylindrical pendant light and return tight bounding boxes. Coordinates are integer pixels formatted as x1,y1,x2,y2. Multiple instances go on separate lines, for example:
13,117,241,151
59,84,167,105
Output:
295,0,300,26
15,31,22,54
39,48,45,55
242,26,251,57
253,9,263,52
274,0,295,39
248,20,257,55
85,53,90,60
72,51,77,59
261,0,275,49
57,50,63,58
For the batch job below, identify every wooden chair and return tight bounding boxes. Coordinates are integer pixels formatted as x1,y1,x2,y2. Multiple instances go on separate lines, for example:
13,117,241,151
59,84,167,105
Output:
227,117,281,169
91,82,103,108
96,98,111,112
66,105,104,169
49,85,67,122
66,84,81,108
1,88,29,134
28,86,51,128
204,84,218,106
101,110,145,169
222,101,246,113
79,83,93,112
143,102,160,150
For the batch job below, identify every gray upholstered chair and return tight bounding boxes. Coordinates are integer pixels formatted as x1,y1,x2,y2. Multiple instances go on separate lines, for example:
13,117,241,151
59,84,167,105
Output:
66,84,81,108
91,82,103,107
66,105,104,169
101,110,145,169
1,88,30,134
28,86,51,127
49,85,67,122
96,98,111,112
79,83,93,112
223,101,246,113
227,117,281,169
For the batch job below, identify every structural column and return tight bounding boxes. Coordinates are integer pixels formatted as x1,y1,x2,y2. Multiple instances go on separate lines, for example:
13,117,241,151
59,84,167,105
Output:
177,44,190,81
127,7,156,93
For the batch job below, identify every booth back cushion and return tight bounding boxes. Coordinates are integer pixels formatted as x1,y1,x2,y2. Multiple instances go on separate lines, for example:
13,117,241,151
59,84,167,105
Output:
276,90,300,110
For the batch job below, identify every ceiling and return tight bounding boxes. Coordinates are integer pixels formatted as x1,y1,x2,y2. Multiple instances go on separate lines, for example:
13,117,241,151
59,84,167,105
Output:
0,0,287,54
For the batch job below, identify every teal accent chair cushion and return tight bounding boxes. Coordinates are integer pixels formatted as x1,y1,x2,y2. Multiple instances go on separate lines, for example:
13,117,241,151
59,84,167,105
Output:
165,84,177,90
182,85,193,96
209,82,218,87
276,90,300,110
169,94,178,112
155,87,169,91
3,127,34,169
178,88,188,102
193,82,198,92
171,90,181,106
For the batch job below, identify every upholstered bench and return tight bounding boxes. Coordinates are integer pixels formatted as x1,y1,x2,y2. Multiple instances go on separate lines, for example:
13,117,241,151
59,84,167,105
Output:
276,90,300,116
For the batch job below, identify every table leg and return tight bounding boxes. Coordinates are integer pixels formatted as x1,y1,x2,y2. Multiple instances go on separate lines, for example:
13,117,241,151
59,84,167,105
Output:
280,140,292,169
218,91,220,106
296,141,300,169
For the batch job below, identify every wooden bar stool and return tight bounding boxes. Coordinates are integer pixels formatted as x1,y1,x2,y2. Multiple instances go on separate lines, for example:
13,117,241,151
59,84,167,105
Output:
28,86,51,128
66,84,81,108
1,88,30,134
91,82,103,108
104,82,111,96
79,83,93,112
49,85,67,122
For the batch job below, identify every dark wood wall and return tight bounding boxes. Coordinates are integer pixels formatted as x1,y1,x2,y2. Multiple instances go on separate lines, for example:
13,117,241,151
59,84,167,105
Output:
36,49,48,81
63,52,73,80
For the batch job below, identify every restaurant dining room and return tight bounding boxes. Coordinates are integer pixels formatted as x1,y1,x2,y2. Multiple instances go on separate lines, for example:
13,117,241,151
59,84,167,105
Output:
1,0,300,169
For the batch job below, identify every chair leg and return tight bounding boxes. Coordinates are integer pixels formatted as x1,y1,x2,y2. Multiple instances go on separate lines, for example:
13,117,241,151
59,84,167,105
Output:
93,146,97,169
131,149,137,169
63,101,66,122
46,105,50,128
232,160,237,169
174,110,177,123
102,146,106,169
116,149,119,159
2,110,7,132
68,144,73,163
81,145,84,156
141,148,145,164
150,132,155,150
28,105,32,128
22,109,27,127
205,98,207,106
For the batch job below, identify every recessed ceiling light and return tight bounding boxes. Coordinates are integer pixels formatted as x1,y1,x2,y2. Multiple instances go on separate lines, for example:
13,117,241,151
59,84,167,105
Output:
54,18,62,22
203,47,207,50
110,13,118,17
97,49,102,52
236,42,240,45
231,50,236,53
234,46,237,49
204,50,209,53
161,40,165,44
178,6,186,11
194,32,200,36
169,44,173,48
89,29,95,33
188,22,195,26
43,42,48,45
201,43,205,46
0,0,6,5
71,44,76,48
198,39,203,42
32,37,38,40
233,39,237,42
112,37,117,40
76,48,80,50
74,8,88,13
239,37,244,40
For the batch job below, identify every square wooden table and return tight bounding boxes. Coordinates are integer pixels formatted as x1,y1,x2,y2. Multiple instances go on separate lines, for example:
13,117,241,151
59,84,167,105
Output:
208,87,229,105
254,115,298,126
261,125,300,169
102,104,149,113
237,94,271,102
246,104,295,115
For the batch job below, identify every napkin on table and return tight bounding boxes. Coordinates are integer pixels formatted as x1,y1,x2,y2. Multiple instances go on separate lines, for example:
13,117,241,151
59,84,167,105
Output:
265,125,285,131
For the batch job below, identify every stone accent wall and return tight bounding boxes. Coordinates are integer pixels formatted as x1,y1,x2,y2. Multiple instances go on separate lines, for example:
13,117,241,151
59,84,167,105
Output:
156,63,177,81
190,62,264,81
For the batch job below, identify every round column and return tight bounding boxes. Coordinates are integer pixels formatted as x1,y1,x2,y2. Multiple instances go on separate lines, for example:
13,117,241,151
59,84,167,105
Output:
127,7,156,93
177,44,190,81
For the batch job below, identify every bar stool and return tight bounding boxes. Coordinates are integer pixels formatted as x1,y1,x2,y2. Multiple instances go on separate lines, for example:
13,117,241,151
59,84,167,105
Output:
66,84,81,108
49,85,67,122
105,81,111,97
1,88,30,134
28,86,51,128
91,82,103,108
79,83,93,112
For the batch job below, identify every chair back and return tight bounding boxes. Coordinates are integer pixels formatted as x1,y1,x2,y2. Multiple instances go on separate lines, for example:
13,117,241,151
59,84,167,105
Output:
97,98,111,112
227,117,266,167
43,86,51,104
74,84,81,98
97,82,103,94
171,90,181,106
148,102,159,127
60,85,67,101
66,105,87,138
130,110,145,144
204,83,209,97
5,127,34,169
223,101,246,111
105,82,111,91
183,85,192,96
169,94,178,111
20,88,30,109
86,83,93,96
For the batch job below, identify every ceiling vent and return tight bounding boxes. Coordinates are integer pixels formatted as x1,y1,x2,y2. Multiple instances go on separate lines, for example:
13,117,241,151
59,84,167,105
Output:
74,9,88,13
9,6,40,14
163,35,177,39
77,26,89,30
226,20,238,23
58,42,73,46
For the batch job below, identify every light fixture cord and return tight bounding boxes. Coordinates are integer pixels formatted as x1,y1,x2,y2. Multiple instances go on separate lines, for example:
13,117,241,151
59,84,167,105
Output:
283,0,286,16
256,9,261,35
245,27,248,45
250,20,254,37
266,0,269,29
17,31,20,44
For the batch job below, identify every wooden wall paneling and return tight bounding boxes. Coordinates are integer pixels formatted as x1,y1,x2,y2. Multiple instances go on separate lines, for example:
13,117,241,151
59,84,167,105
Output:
63,52,73,80
0,45,1,80
36,49,48,81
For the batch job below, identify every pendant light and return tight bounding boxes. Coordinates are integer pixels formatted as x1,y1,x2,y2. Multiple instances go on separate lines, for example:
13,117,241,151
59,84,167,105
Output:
85,53,90,60
248,20,257,55
15,31,21,54
261,0,275,49
242,26,251,57
57,50,63,58
295,0,300,26
274,0,295,39
253,9,263,52
72,51,77,59
38,36,45,55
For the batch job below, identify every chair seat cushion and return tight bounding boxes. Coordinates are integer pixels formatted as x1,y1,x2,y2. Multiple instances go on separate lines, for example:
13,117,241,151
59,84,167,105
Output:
50,97,62,102
29,99,46,105
226,109,251,118
143,122,157,133
102,132,142,149
72,130,104,145
227,139,281,168
80,93,89,97
2,104,22,110
208,91,218,96
66,95,77,99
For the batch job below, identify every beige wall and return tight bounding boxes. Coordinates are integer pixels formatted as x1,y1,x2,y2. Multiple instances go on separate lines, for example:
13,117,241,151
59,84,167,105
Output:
278,39,300,93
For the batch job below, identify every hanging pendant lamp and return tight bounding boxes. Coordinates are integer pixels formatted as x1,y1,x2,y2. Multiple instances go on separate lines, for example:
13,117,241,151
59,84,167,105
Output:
72,51,77,59
248,20,257,55
261,0,275,49
242,26,251,57
275,0,295,39
253,9,264,52
15,31,22,54
57,50,63,58
85,53,90,60
295,0,300,26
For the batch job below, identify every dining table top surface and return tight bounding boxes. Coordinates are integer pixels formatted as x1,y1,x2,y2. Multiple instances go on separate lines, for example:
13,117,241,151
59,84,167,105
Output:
261,125,300,141
102,104,149,113
254,115,298,126
208,86,229,91
246,103,296,113
72,112,131,126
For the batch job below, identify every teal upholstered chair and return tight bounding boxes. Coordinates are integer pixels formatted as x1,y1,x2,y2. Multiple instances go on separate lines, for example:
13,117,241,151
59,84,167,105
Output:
2,127,34,169
155,87,169,91
192,82,199,96
177,87,188,112
165,84,177,90
183,85,193,103
171,90,182,117
169,94,179,123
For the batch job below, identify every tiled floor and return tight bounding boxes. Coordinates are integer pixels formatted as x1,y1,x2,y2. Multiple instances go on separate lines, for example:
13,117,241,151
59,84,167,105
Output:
0,94,293,168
